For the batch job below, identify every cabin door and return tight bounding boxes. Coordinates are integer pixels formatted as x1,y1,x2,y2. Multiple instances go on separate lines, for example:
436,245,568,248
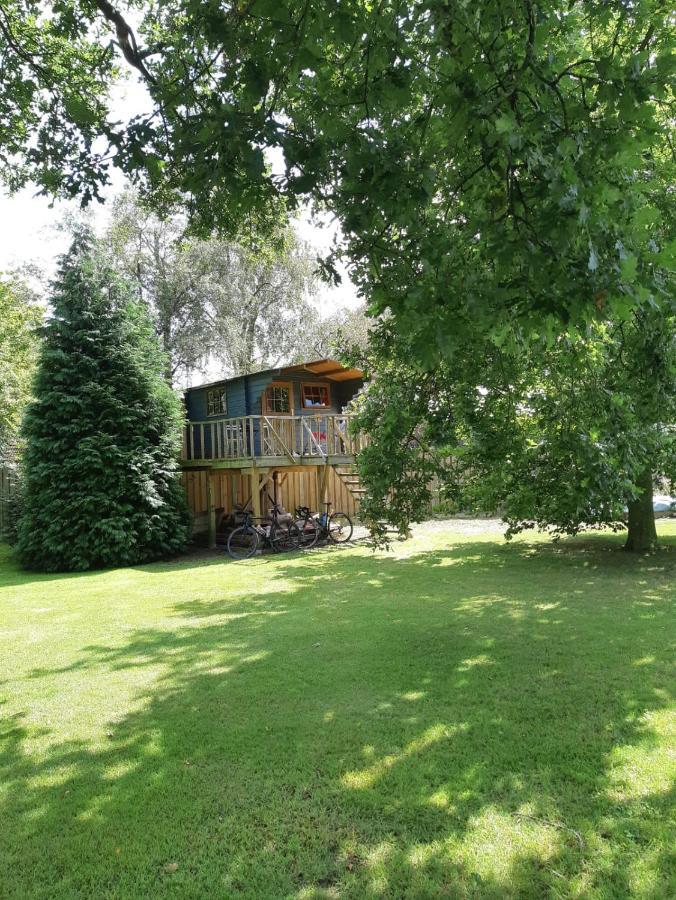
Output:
261,381,296,456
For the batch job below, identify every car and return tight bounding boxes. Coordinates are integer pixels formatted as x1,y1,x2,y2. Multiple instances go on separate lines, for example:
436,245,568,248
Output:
653,494,676,517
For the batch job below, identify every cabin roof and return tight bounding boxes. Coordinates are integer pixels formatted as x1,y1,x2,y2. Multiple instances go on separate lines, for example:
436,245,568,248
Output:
184,358,364,393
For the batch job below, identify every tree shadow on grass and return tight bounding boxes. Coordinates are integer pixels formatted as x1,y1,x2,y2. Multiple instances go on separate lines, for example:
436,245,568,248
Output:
1,537,674,898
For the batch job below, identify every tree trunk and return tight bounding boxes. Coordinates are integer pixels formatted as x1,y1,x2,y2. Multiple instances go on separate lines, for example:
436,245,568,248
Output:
624,468,657,552
158,317,173,384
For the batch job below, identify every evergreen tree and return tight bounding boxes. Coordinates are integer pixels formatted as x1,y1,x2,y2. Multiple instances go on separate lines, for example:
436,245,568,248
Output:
17,233,190,571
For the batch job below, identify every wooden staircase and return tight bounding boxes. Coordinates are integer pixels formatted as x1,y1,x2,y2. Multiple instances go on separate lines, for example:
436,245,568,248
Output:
334,465,366,506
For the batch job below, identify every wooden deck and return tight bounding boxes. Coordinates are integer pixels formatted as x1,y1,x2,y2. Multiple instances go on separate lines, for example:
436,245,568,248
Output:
181,415,367,548
181,414,365,469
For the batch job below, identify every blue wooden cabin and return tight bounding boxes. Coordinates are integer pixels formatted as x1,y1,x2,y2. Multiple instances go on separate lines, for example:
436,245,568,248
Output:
181,359,366,543
184,358,364,461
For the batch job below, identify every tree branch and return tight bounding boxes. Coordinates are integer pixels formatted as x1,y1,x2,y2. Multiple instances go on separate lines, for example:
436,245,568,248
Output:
0,6,49,79
90,0,156,84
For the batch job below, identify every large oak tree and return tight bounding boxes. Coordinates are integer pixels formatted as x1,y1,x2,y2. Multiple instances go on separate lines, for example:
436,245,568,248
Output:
1,1,673,355
350,307,675,551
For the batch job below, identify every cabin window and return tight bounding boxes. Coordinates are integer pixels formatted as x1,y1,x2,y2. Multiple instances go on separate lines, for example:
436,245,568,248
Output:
263,382,293,414
301,383,331,409
206,388,226,417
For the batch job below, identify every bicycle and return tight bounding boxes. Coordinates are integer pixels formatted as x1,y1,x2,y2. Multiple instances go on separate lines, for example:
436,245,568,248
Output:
227,504,301,560
222,502,251,530
294,502,353,548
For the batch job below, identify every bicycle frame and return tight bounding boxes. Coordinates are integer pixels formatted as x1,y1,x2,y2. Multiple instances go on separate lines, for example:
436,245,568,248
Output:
294,502,353,543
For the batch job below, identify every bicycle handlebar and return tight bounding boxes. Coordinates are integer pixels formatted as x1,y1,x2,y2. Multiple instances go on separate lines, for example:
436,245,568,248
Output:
295,503,332,515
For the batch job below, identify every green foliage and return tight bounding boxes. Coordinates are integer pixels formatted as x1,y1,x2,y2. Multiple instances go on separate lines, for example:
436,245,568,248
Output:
348,353,440,544
350,308,675,547
0,275,42,456
102,190,323,381
1,2,673,358
16,233,190,571
4,481,24,547
0,0,118,204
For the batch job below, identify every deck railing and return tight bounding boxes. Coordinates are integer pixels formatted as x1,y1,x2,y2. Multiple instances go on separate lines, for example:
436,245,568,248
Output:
182,414,366,463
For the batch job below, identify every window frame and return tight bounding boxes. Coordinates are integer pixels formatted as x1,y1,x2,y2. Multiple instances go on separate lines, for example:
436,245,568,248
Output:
301,382,332,410
262,381,294,415
206,387,227,417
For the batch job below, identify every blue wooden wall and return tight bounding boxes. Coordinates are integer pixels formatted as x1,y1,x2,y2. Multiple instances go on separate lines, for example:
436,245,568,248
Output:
185,369,363,422
183,368,363,458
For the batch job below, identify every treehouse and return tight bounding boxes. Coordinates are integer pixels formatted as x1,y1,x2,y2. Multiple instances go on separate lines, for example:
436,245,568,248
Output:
181,358,366,544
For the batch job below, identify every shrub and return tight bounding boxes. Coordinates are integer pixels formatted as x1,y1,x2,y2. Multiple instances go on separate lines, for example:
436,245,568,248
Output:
17,232,190,571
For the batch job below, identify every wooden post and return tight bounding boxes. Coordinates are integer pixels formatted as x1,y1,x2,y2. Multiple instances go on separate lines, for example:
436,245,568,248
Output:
322,464,330,506
316,464,330,511
251,470,262,519
231,472,239,511
206,471,216,549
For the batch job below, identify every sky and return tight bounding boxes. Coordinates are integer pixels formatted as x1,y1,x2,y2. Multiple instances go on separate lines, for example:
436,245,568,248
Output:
0,73,359,316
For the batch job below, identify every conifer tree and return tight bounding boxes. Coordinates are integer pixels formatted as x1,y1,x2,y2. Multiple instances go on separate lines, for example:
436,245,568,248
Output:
17,232,190,571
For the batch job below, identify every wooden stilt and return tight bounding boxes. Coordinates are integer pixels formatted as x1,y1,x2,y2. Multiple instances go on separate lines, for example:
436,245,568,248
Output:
231,472,239,510
206,472,217,549
317,464,330,511
260,471,275,506
315,466,322,509
251,470,262,519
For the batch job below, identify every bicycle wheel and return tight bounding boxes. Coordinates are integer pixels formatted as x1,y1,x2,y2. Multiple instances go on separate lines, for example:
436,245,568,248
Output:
327,512,353,543
227,525,259,559
294,516,320,549
270,521,302,553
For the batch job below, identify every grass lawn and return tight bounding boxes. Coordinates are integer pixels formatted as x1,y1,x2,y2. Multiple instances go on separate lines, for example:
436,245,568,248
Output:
1,522,675,899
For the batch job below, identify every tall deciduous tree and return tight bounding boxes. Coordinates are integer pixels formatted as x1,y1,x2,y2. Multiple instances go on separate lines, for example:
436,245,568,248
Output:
0,274,42,457
17,232,190,571
1,1,673,358
351,309,675,552
305,305,371,359
103,192,322,381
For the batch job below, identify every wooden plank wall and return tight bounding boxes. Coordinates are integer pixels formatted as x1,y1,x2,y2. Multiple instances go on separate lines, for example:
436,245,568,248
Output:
277,468,359,518
183,466,360,529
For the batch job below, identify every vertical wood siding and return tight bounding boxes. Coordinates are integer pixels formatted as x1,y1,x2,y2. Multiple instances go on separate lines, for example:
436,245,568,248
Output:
182,466,360,531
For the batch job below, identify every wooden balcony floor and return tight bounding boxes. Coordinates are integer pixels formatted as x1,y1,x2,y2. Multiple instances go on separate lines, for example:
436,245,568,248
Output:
180,454,358,471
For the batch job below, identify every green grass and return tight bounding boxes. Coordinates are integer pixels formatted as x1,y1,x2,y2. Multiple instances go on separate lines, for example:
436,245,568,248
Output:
1,522,675,899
